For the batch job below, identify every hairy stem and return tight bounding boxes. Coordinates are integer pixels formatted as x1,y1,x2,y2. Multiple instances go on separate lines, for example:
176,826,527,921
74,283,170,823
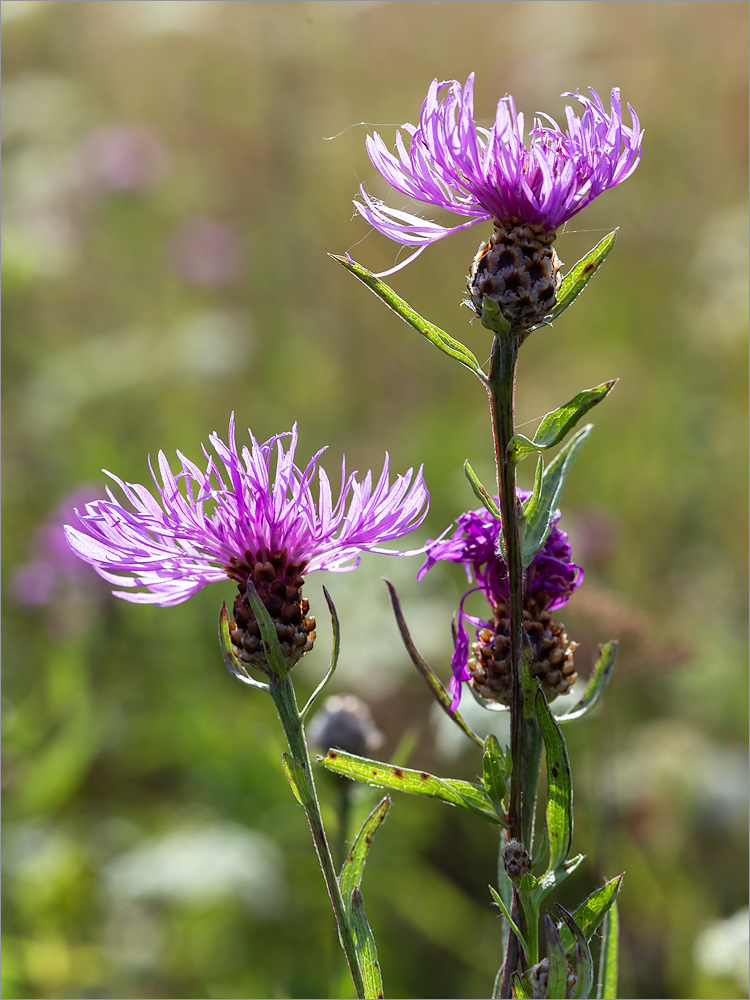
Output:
268,672,366,1000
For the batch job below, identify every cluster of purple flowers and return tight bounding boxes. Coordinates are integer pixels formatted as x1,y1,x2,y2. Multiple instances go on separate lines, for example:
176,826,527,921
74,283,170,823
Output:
419,494,583,706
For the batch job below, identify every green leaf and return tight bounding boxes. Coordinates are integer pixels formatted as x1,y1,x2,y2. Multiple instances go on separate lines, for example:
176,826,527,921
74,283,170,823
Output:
489,885,529,960
544,914,571,999
281,752,308,806
521,424,592,567
218,603,270,692
464,460,503,520
330,254,485,378
557,644,618,724
560,875,624,953
300,586,340,719
596,901,620,1000
350,887,384,999
480,295,512,335
384,580,484,748
340,796,391,899
483,735,510,816
533,231,618,330
512,972,531,999
533,381,617,450
340,799,389,1000
557,905,594,999
318,749,504,825
520,455,545,527
245,580,287,678
536,689,574,871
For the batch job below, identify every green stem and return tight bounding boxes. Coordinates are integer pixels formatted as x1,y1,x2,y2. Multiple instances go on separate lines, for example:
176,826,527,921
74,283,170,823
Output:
486,331,527,998
268,671,367,1000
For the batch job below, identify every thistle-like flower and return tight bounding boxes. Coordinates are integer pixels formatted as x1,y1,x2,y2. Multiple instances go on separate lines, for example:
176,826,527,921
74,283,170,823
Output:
418,493,582,708
65,416,429,670
357,74,642,328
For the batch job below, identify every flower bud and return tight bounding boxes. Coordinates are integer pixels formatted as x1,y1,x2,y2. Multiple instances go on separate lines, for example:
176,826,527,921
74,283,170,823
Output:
308,694,383,758
503,839,531,880
528,956,577,999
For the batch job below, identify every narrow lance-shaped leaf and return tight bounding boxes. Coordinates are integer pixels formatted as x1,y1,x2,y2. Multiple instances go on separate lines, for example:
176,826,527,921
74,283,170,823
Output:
510,381,617,461
530,231,618,330
521,424,592,567
318,748,504,825
340,796,391,898
544,914,572,1000
596,900,620,1000
557,643,618,724
512,972,531,999
281,752,308,807
536,689,574,871
559,874,624,953
464,460,503,520
245,580,287,679
350,887,384,999
340,798,390,1000
218,603,270,692
556,905,594,1000
384,580,484,748
330,254,485,378
483,734,510,817
300,586,341,719
489,885,529,961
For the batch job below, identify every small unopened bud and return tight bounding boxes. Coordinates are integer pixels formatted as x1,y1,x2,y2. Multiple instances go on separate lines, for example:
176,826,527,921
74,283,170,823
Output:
503,839,531,880
308,694,384,758
528,957,577,999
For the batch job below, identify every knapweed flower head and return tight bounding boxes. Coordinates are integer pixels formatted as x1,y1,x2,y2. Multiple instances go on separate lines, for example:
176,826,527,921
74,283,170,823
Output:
418,491,582,708
65,417,429,669
357,74,642,328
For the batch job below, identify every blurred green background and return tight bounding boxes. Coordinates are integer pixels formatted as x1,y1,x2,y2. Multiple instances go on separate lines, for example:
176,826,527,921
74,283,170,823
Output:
2,2,748,998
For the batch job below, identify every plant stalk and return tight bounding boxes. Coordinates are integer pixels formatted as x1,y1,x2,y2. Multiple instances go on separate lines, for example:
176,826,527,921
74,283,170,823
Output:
268,671,367,1000
486,331,529,997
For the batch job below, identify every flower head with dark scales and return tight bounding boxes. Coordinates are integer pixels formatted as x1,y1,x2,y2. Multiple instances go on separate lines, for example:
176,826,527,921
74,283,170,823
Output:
66,416,429,669
357,74,642,328
418,492,582,708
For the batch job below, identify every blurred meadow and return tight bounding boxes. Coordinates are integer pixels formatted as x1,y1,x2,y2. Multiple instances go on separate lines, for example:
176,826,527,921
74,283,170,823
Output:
2,2,748,998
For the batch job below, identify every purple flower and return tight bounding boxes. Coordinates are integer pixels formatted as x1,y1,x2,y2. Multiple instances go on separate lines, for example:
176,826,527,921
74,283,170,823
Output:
418,492,582,706
65,417,429,609
356,74,642,273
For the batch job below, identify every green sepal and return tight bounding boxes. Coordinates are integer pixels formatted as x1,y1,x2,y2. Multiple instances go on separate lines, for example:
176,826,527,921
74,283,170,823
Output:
281,752,308,806
340,797,390,1000
544,913,571,999
489,885,529,961
556,643,618,724
384,580,484,748
531,231,618,331
481,295,512,335
464,460,503,521
596,901,620,1000
350,887,384,999
509,381,617,461
557,905,594,999
536,689,574,871
512,972,531,999
218,603,270,692
300,586,340,719
318,748,505,825
482,734,511,816
559,874,624,953
245,580,287,679
330,254,485,378
521,424,592,567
